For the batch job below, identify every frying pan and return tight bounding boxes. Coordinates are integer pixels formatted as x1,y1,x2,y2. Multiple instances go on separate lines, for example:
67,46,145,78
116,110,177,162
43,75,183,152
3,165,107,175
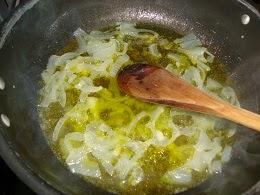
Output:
0,0,260,194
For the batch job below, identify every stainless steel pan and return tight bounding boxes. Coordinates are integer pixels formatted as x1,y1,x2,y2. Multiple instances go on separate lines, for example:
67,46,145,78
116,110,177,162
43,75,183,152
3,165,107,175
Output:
0,0,259,194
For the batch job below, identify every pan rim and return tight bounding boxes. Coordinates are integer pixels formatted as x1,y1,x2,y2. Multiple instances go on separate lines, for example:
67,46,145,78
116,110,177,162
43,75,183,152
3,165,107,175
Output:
0,0,259,194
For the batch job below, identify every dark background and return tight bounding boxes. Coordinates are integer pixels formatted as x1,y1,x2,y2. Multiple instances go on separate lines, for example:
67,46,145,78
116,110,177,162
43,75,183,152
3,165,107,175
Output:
0,158,35,195
0,0,259,194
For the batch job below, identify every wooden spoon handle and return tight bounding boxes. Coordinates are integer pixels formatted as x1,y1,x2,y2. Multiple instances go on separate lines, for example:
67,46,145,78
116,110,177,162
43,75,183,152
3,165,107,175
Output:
161,79,260,131
182,86,260,131
161,87,260,131
214,102,260,131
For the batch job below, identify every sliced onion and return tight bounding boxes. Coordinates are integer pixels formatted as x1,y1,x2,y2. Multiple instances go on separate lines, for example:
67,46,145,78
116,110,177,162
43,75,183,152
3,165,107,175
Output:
209,160,222,174
221,145,232,163
148,43,161,57
164,167,192,184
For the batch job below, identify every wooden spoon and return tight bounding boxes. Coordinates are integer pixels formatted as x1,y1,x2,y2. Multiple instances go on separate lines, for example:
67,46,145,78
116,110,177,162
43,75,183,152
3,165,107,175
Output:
117,64,260,131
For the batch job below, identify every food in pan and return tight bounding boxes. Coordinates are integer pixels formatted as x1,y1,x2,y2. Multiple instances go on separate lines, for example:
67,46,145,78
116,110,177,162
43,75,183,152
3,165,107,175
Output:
39,22,239,194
